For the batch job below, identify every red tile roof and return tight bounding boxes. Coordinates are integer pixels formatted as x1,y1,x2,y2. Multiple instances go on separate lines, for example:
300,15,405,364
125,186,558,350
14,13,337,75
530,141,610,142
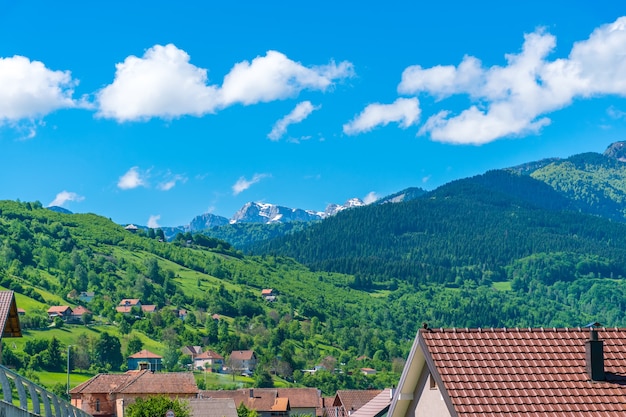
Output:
72,306,91,316
128,349,162,359
230,350,256,361
196,350,223,360
47,305,72,314
70,370,197,395
392,327,626,417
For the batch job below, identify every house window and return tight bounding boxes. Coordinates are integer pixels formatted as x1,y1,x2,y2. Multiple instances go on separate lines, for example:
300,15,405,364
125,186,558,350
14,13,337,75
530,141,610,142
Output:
429,373,437,390
96,399,100,412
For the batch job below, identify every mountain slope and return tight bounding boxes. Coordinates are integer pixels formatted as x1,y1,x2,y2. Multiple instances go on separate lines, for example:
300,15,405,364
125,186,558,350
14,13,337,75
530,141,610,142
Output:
253,169,626,287
524,150,626,221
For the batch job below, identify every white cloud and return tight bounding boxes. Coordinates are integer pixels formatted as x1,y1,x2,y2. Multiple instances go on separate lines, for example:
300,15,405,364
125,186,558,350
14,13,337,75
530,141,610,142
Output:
399,17,626,144
47,191,85,207
118,167,147,190
343,97,420,135
363,192,379,204
268,101,320,140
220,51,353,106
97,44,219,121
157,174,187,191
0,55,79,123
97,45,354,122
147,215,161,228
232,173,270,195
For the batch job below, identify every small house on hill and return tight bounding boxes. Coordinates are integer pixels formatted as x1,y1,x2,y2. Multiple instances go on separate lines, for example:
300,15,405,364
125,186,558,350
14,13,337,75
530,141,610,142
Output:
70,306,92,323
388,325,626,417
261,289,277,302
127,349,163,371
229,350,257,374
194,350,224,372
47,305,73,321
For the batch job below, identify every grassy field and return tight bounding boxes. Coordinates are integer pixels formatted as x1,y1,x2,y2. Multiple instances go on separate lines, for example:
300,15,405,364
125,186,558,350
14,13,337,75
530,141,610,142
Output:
492,281,512,291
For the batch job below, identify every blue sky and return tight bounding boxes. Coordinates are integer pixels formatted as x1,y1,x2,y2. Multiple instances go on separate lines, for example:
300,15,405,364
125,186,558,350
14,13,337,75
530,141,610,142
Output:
1,1,626,227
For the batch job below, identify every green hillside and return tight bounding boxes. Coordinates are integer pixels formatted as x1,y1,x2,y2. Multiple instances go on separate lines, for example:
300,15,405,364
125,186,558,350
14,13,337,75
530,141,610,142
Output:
527,152,626,221
0,200,400,395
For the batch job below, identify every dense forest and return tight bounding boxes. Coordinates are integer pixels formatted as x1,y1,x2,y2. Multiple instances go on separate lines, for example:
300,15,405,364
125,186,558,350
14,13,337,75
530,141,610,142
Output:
253,170,626,287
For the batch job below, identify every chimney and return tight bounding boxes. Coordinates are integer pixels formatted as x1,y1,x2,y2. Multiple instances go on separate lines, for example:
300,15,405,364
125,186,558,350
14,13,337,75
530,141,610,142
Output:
585,322,605,381
249,388,254,398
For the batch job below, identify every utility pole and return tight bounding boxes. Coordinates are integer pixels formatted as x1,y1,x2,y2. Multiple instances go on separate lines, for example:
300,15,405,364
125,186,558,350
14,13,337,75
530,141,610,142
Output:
66,345,72,397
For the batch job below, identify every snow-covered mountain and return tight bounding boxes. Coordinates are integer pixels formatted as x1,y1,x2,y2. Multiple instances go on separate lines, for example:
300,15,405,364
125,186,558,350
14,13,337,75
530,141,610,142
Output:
230,202,326,224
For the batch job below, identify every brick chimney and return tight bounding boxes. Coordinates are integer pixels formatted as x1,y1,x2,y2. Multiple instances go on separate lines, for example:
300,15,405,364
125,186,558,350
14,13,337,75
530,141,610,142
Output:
585,322,605,381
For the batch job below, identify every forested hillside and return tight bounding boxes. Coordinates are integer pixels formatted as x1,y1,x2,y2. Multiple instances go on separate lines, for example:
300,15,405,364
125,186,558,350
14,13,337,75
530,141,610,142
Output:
254,170,626,287
527,152,626,221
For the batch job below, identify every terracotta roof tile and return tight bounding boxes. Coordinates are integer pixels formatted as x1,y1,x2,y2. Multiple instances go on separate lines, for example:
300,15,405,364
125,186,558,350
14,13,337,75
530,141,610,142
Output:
230,350,255,361
419,328,626,416
70,371,197,395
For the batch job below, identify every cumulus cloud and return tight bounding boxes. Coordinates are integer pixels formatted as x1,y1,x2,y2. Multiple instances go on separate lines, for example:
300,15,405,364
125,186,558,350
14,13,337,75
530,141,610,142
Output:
268,101,320,140
399,17,626,144
232,173,270,195
363,192,379,204
157,174,187,191
47,191,85,207
97,45,354,122
0,55,79,123
147,215,161,228
118,167,147,190
343,97,420,135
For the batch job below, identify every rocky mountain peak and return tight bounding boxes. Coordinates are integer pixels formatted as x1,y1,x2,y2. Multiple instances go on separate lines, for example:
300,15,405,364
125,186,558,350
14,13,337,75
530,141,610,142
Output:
603,141,626,162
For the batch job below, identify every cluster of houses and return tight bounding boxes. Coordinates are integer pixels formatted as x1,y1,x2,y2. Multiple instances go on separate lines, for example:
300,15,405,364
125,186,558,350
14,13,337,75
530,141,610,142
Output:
125,347,256,375
4,291,626,416
69,370,391,417
46,305,92,323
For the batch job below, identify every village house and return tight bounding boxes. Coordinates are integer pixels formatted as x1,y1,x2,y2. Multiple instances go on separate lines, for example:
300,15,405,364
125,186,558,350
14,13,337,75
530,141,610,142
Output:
47,305,73,321
115,299,157,314
126,349,163,372
199,389,289,417
194,350,224,372
327,390,383,417
70,370,197,417
78,291,95,303
182,345,203,360
261,289,277,302
69,305,92,323
229,350,257,374
388,324,626,417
